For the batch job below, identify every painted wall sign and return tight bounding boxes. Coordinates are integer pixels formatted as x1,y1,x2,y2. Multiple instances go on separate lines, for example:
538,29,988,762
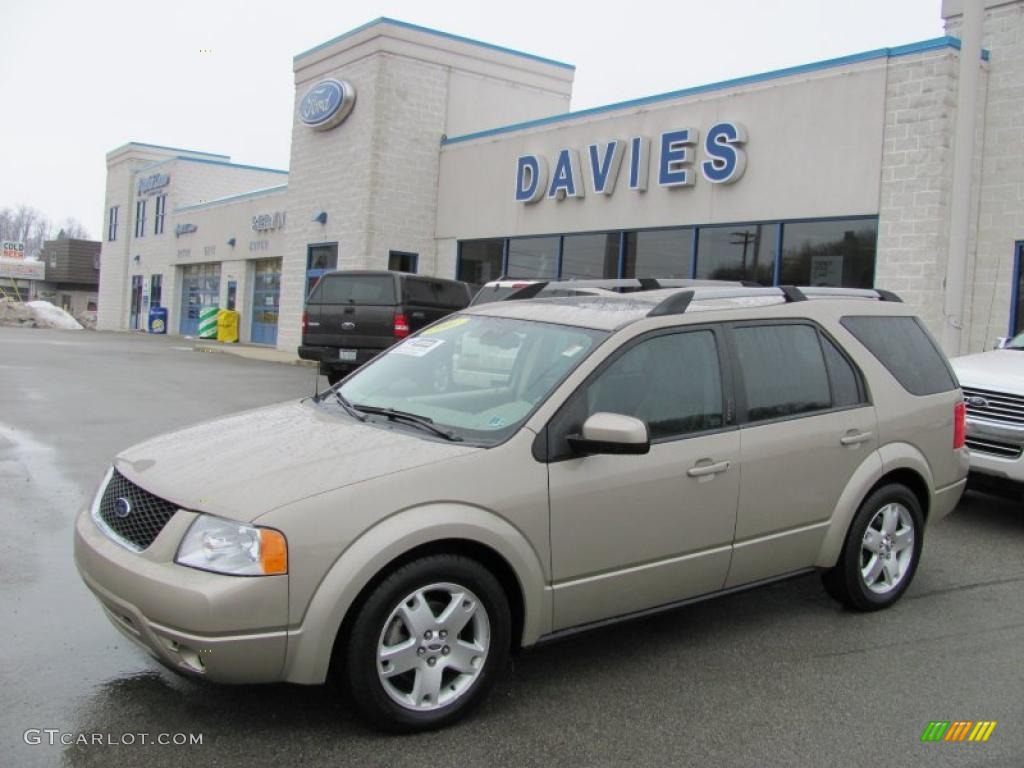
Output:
138,173,171,195
0,258,44,280
298,78,356,131
251,212,286,231
175,223,197,237
515,122,748,204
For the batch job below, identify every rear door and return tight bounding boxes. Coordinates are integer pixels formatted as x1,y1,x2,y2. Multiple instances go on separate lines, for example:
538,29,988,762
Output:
725,321,877,587
307,274,398,356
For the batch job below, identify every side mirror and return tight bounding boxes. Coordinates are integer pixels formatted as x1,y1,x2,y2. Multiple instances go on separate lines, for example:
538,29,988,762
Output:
567,412,650,456
995,337,1010,349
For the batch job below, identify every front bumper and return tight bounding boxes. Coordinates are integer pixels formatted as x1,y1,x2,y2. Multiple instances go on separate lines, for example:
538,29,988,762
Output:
74,503,289,683
965,415,1024,485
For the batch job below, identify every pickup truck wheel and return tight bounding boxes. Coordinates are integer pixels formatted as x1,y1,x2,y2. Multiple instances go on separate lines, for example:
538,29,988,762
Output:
345,554,510,732
822,483,923,611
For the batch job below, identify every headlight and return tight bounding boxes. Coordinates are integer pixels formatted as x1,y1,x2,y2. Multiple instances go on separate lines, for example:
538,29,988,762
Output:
175,514,287,576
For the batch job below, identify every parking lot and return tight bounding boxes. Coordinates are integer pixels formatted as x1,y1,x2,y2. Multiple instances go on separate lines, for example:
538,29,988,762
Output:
1,326,1021,767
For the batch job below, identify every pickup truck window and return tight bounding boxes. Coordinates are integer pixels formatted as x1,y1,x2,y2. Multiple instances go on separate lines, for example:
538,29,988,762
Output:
314,275,397,305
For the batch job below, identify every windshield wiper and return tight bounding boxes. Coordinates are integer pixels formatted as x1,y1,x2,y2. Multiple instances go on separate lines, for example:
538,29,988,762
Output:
326,389,366,421
351,404,463,442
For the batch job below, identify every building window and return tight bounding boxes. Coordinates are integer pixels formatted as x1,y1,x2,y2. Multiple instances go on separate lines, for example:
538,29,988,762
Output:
388,250,418,273
306,242,338,298
134,200,146,238
560,233,619,279
154,195,166,235
457,239,504,284
150,274,163,308
622,228,694,278
696,223,778,284
107,206,119,241
780,218,877,288
507,236,559,279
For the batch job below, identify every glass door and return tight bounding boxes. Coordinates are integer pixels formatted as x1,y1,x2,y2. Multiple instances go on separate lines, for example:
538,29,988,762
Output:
129,275,143,330
178,263,221,336
250,259,281,345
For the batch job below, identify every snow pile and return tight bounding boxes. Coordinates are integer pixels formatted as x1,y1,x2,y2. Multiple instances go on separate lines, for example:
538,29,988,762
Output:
0,298,35,327
25,301,84,330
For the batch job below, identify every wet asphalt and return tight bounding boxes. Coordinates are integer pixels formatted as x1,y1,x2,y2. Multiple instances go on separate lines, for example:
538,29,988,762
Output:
0,326,1021,768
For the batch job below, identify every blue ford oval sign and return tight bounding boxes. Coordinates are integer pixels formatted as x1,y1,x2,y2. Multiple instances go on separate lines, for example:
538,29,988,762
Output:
298,78,356,131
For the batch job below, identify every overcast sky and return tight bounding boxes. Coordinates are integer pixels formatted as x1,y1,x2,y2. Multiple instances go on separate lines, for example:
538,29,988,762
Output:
1,0,945,237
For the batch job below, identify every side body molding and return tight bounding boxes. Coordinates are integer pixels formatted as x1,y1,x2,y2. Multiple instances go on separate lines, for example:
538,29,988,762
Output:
282,504,550,685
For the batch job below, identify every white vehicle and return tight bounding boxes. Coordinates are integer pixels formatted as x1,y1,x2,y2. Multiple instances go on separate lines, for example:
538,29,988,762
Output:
950,334,1024,497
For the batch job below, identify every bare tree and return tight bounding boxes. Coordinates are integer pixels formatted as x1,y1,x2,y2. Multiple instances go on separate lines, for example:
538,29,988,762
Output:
0,205,91,258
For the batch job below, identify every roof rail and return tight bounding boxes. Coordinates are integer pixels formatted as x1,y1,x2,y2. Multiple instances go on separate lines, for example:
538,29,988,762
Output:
646,285,896,318
505,281,549,300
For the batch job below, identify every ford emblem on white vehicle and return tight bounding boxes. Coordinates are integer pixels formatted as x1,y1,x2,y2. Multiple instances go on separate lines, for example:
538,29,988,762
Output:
114,498,132,518
965,396,989,408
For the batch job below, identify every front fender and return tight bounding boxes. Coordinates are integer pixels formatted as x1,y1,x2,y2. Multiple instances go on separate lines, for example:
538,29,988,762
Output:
813,442,936,568
281,503,550,685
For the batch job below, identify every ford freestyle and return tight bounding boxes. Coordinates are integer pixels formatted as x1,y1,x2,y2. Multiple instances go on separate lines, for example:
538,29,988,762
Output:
75,283,968,732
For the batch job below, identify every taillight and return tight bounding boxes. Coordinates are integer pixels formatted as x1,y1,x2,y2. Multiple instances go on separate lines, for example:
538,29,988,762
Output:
954,400,966,449
302,310,308,335
393,312,410,339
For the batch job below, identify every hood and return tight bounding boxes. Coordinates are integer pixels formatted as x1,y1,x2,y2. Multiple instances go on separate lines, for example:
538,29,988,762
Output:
950,349,1024,397
113,399,478,522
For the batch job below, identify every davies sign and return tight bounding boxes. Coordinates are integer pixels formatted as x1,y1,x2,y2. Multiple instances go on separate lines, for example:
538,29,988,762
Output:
298,78,356,131
515,122,747,204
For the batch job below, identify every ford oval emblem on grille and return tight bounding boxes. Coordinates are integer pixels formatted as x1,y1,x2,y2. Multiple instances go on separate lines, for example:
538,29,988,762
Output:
966,396,989,408
114,497,132,518
342,321,356,330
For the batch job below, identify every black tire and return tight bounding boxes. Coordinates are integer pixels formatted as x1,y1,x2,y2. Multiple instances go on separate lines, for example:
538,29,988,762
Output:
345,555,511,733
822,483,924,611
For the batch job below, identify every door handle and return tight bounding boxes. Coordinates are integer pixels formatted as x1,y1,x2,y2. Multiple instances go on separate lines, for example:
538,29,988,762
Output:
687,460,731,478
840,431,874,446
307,322,321,327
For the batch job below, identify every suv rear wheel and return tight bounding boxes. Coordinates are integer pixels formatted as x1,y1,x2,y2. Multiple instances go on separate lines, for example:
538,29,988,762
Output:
822,483,924,611
345,554,510,732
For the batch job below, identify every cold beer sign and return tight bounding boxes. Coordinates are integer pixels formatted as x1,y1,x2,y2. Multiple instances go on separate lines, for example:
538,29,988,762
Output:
515,122,747,204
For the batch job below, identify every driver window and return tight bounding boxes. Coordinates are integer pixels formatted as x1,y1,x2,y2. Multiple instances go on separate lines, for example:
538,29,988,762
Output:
548,330,724,459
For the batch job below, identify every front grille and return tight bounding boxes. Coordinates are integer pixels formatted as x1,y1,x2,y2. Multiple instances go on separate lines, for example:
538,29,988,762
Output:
965,437,1024,459
97,470,179,550
962,386,1024,425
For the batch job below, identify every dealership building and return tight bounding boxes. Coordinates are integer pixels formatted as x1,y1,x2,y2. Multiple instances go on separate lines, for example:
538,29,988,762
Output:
98,0,1024,355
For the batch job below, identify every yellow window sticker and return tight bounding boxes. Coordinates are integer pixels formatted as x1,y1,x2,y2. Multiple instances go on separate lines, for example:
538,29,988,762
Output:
422,317,470,335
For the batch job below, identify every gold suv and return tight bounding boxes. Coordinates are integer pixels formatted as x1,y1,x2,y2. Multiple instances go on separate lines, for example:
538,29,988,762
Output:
75,284,968,731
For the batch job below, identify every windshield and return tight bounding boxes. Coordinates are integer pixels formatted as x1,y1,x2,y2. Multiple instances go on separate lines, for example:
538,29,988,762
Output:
337,314,607,443
1006,333,1024,349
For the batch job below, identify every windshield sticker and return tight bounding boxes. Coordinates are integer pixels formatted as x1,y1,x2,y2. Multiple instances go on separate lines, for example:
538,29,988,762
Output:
392,337,446,357
422,317,469,336
488,416,506,428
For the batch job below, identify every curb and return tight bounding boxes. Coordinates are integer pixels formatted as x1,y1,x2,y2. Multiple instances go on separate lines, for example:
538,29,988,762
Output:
191,343,318,368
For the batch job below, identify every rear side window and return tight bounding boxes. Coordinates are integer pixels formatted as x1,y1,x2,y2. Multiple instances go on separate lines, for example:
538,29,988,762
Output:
319,276,396,305
733,324,831,421
404,278,469,308
841,316,956,396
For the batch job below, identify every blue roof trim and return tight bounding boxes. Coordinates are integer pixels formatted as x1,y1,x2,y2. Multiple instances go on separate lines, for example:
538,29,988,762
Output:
442,36,981,146
120,141,230,159
175,184,288,212
174,155,288,174
294,16,574,70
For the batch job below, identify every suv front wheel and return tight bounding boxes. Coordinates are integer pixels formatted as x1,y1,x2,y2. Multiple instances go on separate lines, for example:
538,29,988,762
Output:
345,554,511,732
822,483,924,611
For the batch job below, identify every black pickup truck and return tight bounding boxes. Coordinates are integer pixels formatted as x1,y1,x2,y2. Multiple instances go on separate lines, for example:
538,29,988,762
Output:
299,270,473,384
